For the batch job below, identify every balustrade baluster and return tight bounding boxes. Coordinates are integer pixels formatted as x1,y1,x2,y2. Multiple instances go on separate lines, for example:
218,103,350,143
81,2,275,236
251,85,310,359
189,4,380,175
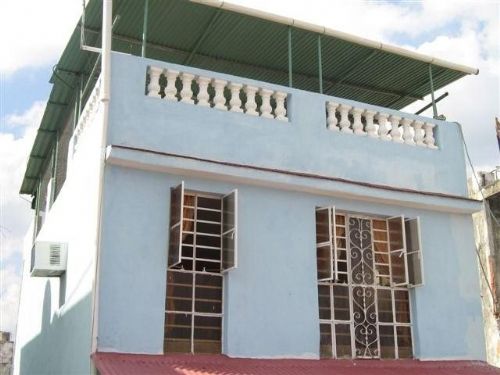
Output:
389,115,403,143
364,110,377,138
196,76,211,107
401,118,415,146
351,107,365,135
244,85,259,116
147,66,162,98
273,91,288,121
376,113,390,141
413,120,426,147
180,73,195,104
164,69,179,101
326,102,339,131
259,88,273,119
228,83,243,113
212,79,228,110
339,104,352,133
424,122,438,149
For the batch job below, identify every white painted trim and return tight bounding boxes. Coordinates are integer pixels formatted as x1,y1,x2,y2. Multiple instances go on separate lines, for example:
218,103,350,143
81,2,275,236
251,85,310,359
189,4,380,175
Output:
105,145,481,215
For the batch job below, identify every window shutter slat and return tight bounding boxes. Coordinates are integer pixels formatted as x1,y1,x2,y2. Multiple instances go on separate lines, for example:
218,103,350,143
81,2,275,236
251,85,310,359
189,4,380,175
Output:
405,217,424,287
387,215,408,286
221,189,237,272
316,206,335,281
168,181,184,267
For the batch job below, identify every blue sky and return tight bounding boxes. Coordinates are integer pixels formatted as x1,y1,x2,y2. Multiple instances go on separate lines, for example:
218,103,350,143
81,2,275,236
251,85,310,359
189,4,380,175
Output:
1,0,499,336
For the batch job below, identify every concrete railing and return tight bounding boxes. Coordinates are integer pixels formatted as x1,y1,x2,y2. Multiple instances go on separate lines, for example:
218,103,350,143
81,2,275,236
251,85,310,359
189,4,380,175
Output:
69,77,102,157
146,65,288,122
326,101,438,149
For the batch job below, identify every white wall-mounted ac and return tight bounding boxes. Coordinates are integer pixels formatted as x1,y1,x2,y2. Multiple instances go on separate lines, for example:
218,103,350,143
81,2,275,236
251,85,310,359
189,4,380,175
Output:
30,242,68,277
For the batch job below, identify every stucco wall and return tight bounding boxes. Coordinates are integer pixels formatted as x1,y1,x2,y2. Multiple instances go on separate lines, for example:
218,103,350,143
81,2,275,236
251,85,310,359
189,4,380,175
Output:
97,165,486,360
108,52,469,198
14,101,104,375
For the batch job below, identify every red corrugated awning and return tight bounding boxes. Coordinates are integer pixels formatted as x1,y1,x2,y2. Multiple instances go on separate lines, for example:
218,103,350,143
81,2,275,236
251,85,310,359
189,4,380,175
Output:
92,352,500,375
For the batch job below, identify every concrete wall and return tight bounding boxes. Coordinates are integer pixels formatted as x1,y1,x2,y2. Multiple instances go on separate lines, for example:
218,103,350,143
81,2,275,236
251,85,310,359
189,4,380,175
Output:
97,165,486,360
14,100,104,375
108,52,469,198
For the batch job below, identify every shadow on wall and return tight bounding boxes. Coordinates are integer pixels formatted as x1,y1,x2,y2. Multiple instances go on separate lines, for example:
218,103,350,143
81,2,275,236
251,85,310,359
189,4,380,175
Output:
19,281,92,375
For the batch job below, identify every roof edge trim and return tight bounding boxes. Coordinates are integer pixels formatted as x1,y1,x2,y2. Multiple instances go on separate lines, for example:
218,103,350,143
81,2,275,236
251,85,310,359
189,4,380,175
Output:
191,0,479,75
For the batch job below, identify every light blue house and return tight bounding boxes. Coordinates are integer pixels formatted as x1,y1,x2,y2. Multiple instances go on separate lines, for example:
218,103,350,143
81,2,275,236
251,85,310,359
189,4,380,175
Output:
15,0,488,374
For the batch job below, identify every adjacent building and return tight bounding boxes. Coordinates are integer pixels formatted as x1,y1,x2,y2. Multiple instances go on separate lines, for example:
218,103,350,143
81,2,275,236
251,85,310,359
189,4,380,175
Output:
14,0,495,374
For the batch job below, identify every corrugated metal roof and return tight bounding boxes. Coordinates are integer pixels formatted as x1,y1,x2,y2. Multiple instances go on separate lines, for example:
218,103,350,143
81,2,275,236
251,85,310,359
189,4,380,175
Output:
92,353,500,375
20,0,477,195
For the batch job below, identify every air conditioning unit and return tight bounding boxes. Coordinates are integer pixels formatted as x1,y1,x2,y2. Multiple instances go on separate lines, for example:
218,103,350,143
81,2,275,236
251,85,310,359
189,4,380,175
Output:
30,242,68,277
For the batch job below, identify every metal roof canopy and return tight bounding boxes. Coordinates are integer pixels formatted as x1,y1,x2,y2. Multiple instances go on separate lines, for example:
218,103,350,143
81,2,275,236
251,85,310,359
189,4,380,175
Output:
20,0,479,195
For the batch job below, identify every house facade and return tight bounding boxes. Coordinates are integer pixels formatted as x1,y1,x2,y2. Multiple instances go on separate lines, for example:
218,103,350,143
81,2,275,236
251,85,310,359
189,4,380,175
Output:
14,1,488,374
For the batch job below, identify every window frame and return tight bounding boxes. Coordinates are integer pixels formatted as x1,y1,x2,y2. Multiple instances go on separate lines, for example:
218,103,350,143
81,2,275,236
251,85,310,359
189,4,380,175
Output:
221,189,238,273
316,209,422,360
405,217,424,287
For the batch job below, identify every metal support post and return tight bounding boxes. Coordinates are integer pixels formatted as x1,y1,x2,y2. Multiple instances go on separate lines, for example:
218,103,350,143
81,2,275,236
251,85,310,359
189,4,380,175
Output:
141,0,149,57
288,26,293,88
428,64,438,118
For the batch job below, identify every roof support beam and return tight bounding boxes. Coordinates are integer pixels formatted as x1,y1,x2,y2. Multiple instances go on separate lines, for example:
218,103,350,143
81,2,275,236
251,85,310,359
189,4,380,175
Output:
317,35,323,94
184,9,221,65
288,27,293,87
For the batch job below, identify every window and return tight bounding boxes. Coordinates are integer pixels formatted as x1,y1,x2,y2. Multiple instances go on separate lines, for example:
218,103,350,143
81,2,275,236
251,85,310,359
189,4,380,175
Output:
316,207,423,359
164,183,238,354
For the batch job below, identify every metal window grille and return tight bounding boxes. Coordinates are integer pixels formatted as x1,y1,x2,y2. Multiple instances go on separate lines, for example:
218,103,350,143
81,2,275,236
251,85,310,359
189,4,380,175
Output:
318,212,415,359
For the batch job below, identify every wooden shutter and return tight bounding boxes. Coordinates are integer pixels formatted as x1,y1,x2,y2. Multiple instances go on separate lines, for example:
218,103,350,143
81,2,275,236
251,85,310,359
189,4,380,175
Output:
316,206,335,281
405,217,424,287
168,181,184,268
387,215,408,286
221,190,237,272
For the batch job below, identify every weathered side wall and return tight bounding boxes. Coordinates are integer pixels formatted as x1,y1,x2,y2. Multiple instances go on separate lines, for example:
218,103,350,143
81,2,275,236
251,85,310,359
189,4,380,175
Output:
14,100,104,375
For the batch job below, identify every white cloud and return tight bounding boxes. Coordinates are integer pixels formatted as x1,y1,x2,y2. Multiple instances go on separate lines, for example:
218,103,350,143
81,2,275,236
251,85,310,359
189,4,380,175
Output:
0,101,44,335
0,266,22,334
0,0,81,75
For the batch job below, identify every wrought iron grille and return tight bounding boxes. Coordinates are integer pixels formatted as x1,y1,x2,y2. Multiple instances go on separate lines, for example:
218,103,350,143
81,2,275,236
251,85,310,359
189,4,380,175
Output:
318,212,413,359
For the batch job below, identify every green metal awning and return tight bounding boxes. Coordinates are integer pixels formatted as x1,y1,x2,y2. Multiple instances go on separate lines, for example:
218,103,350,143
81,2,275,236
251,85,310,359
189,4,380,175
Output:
20,0,478,195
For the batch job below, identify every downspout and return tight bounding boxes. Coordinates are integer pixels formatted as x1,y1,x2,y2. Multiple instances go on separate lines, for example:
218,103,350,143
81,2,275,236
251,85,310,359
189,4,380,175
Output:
90,0,112,359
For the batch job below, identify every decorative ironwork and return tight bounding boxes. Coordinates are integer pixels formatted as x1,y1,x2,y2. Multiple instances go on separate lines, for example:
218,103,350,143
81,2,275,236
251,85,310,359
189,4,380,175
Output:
352,286,378,357
349,217,374,285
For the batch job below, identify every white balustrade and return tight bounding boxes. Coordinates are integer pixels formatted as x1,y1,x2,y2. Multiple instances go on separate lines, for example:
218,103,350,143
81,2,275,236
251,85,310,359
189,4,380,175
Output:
147,66,162,98
196,76,211,107
339,104,353,133
325,100,438,149
364,110,377,138
389,115,403,143
376,113,390,141
326,102,339,131
351,107,366,136
424,122,438,149
228,83,243,113
244,85,259,116
180,73,194,104
164,69,179,101
259,88,274,119
146,65,289,122
413,120,426,147
273,91,288,121
212,79,228,111
401,118,415,146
